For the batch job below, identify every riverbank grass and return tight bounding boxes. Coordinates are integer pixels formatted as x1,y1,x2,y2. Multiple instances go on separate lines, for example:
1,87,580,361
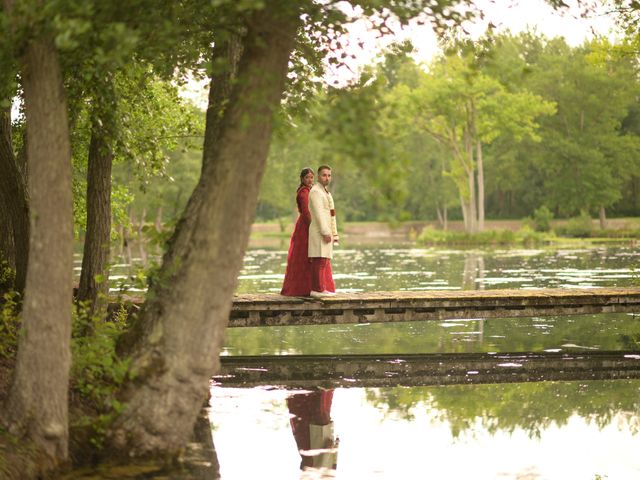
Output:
417,226,553,246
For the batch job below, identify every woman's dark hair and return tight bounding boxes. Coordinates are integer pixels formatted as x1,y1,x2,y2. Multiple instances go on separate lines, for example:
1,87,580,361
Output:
299,167,314,185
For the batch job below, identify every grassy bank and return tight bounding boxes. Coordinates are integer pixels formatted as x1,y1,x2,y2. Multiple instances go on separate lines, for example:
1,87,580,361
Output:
252,217,640,246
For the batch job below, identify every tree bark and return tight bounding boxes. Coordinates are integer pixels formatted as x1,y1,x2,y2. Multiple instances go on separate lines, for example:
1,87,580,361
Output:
436,204,444,228
476,139,485,232
0,106,29,293
460,195,469,232
466,166,477,233
77,123,113,315
109,3,301,457
463,124,477,233
154,205,163,232
201,32,244,173
3,36,73,468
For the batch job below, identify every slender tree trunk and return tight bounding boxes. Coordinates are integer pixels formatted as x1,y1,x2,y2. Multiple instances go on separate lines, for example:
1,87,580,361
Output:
460,195,469,232
3,35,73,470
154,205,163,232
467,167,477,233
463,126,477,234
443,205,448,230
436,204,449,231
0,106,29,293
77,123,113,315
476,139,485,232
109,4,301,457
598,206,607,230
137,207,147,266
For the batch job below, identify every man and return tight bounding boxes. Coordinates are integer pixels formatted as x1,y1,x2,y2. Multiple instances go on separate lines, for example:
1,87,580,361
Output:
308,165,339,298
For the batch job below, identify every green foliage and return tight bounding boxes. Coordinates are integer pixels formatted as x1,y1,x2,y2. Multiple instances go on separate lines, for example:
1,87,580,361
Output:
0,261,16,294
0,290,20,361
417,226,550,246
530,205,554,232
71,303,130,421
557,211,594,238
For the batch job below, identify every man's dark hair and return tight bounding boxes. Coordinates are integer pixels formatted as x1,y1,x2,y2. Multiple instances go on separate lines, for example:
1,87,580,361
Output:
317,165,332,174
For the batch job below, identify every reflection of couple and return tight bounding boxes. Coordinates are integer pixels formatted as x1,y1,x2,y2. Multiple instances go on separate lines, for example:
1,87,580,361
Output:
287,389,338,471
281,165,339,298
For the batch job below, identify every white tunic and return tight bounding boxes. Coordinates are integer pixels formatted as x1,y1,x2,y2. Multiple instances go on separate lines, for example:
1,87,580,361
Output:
308,184,337,258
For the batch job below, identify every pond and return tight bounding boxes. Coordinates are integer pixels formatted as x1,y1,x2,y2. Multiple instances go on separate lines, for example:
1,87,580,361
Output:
74,243,640,479
210,244,640,479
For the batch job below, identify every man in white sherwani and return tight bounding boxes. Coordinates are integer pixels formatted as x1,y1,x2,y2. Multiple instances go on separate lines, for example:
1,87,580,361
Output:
308,165,338,298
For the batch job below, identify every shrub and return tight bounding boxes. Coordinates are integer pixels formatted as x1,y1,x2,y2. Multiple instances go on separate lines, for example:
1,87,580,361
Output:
417,226,548,246
559,211,594,238
0,290,20,360
71,303,130,410
532,206,554,232
0,261,15,293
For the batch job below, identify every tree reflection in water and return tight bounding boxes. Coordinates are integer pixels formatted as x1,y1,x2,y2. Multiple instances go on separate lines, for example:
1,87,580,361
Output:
365,380,640,439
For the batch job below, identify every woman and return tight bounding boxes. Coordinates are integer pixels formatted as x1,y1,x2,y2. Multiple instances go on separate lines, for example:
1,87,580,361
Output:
281,168,315,296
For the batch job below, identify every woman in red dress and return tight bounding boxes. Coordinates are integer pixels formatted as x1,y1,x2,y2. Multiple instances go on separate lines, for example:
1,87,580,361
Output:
281,168,315,296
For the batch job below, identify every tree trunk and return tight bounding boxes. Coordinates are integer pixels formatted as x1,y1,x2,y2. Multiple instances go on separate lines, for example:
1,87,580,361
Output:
3,35,73,469
598,206,607,230
463,126,477,234
443,205,448,231
108,4,301,457
460,195,469,232
77,123,113,315
154,205,163,232
137,207,147,266
0,106,29,293
201,32,244,173
467,167,477,233
476,139,485,232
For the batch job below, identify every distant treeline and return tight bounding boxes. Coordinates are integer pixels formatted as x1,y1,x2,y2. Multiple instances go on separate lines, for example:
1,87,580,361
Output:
257,33,640,231
127,32,640,233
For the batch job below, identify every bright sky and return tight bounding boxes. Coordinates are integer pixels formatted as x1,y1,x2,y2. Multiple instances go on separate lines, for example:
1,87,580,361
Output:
180,0,618,107
325,0,619,85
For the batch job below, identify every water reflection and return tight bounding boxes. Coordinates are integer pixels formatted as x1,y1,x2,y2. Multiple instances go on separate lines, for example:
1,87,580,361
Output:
92,244,640,294
221,313,640,357
233,245,640,294
287,389,338,473
209,380,640,479
216,351,640,388
462,252,485,290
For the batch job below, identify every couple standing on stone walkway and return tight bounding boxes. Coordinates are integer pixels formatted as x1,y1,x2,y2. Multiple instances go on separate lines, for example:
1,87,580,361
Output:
280,165,339,298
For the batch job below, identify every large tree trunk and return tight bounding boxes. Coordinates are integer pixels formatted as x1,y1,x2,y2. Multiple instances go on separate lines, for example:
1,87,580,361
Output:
3,36,73,469
109,4,300,457
476,139,485,232
0,106,29,293
77,122,113,315
201,31,244,173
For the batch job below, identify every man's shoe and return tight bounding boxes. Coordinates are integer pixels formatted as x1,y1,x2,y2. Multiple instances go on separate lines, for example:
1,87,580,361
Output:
322,290,336,296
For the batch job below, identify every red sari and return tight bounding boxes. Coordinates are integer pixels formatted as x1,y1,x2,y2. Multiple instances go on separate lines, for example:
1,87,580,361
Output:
281,185,334,296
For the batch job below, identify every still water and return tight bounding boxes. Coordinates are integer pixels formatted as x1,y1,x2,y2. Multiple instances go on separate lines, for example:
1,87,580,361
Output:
74,243,640,478
210,244,640,479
